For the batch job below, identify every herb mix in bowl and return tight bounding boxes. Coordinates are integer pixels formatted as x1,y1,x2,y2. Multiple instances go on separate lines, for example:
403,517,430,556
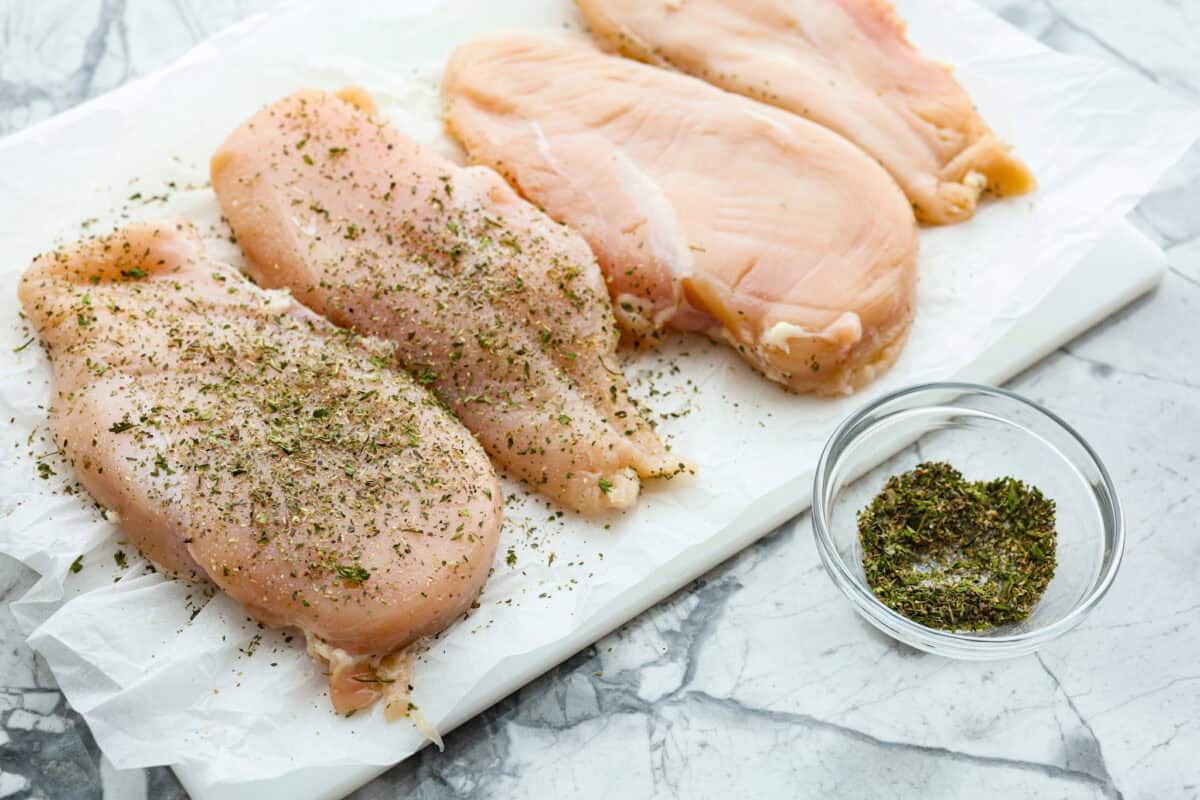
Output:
857,461,1057,631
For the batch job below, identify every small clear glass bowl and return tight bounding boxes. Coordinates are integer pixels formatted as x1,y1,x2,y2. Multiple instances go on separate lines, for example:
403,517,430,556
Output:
812,382,1123,659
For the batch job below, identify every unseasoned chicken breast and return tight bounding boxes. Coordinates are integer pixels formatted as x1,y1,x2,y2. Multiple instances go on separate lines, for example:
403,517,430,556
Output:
443,36,917,394
212,89,679,515
575,0,1035,224
18,220,502,715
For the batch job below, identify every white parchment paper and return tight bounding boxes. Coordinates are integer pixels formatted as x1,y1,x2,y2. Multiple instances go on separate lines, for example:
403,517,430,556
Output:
1,0,1197,786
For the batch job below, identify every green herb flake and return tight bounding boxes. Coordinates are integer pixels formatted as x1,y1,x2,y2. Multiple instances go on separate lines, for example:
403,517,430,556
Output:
857,461,1057,632
152,453,174,475
351,674,396,684
335,564,370,582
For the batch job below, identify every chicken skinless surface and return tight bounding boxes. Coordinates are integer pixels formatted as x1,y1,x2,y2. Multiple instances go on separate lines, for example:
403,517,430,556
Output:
18,221,502,716
212,89,680,515
442,36,918,394
574,0,1036,224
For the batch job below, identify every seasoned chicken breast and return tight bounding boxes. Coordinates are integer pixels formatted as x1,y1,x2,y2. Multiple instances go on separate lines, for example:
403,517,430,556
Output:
211,89,678,515
18,220,502,715
443,36,918,394
575,0,1035,224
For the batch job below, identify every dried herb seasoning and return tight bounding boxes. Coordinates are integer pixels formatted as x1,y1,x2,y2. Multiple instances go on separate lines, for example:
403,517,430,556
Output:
857,461,1057,631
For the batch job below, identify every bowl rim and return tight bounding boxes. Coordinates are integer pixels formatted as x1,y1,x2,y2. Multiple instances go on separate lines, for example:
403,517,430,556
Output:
811,381,1125,654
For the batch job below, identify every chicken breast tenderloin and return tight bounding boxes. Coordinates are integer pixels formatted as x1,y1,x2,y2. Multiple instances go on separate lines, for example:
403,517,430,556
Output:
18,220,502,715
443,36,918,394
212,89,679,515
575,0,1036,224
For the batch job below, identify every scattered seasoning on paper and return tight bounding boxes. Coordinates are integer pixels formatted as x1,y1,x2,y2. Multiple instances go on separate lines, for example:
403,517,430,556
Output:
858,461,1057,631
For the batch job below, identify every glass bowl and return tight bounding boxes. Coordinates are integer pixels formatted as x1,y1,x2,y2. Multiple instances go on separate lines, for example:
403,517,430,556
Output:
812,382,1123,659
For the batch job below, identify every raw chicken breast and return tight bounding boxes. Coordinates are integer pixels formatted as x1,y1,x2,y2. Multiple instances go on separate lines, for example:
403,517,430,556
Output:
443,36,917,394
212,89,678,515
575,0,1036,225
18,220,502,715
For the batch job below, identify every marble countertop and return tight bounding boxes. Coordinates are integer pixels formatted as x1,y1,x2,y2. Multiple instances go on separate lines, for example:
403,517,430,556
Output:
2,1,1198,798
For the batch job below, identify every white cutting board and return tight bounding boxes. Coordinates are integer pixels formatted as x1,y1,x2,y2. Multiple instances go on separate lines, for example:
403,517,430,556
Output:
173,218,1165,799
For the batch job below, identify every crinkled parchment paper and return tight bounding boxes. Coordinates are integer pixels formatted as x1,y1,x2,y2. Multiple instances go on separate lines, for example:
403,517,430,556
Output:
1,0,1197,785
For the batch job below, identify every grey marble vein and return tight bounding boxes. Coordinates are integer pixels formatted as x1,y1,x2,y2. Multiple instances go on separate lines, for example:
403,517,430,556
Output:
1034,654,1112,785
0,0,128,136
3,1,1200,799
